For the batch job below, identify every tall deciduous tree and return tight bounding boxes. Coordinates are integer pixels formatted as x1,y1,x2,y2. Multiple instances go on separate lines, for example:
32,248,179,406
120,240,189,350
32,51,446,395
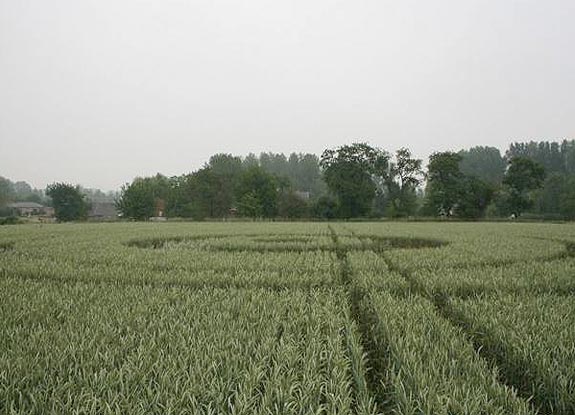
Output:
506,141,570,174
277,191,309,218
205,154,244,216
423,152,464,216
312,195,338,219
459,146,506,185
383,148,423,217
503,157,545,193
116,174,170,220
184,168,232,219
236,166,278,218
46,183,88,222
534,173,569,218
564,143,575,175
424,152,495,218
559,176,575,220
247,152,325,198
456,176,494,218
499,157,545,216
0,177,14,208
320,143,388,218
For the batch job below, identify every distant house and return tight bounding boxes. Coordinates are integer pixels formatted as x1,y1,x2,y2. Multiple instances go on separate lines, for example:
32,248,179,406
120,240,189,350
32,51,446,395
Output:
43,207,55,217
8,202,48,217
88,202,118,220
294,191,311,201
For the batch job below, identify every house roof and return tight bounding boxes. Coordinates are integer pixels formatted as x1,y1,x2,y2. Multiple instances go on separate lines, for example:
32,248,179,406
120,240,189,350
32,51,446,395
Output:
8,202,45,209
89,202,118,217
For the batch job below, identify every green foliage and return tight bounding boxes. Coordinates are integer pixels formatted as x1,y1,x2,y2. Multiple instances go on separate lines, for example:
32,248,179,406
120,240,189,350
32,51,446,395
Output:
500,157,545,216
45,182,88,222
0,177,49,206
390,148,423,189
258,152,326,198
423,151,464,215
167,155,244,219
236,166,278,218
506,140,573,174
0,216,21,225
205,154,244,216
208,153,244,177
533,173,567,217
320,143,388,218
539,174,575,220
381,187,419,218
242,152,259,168
277,191,309,218
503,157,545,193
565,144,575,175
330,161,375,218
188,168,232,218
116,152,322,220
423,152,495,218
164,174,194,218
312,195,339,219
456,176,495,218
0,176,49,215
6,140,575,221
116,175,170,220
0,176,15,207
459,146,506,185
380,148,423,217
559,176,575,219
237,191,262,218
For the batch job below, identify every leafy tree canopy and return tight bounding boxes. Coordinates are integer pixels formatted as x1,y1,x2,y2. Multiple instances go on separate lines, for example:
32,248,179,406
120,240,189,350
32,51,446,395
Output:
503,157,545,193
459,146,506,185
320,143,388,218
46,183,88,222
423,152,464,215
499,157,545,216
236,166,278,218
116,174,170,220
0,177,14,208
506,140,573,174
379,148,423,217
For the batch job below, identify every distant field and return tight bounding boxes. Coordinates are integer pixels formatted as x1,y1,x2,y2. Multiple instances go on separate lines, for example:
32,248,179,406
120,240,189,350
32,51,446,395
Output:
1,222,574,414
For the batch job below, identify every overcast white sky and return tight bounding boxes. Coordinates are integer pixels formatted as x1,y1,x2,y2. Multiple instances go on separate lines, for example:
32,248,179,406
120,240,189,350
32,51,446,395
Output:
1,0,574,191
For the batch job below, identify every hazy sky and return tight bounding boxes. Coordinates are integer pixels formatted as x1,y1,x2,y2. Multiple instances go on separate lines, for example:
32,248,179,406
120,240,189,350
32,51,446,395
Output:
1,0,573,191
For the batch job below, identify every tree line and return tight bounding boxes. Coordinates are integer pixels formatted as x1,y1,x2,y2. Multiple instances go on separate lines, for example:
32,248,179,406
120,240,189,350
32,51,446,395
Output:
115,141,575,221
1,140,574,221
116,153,323,220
